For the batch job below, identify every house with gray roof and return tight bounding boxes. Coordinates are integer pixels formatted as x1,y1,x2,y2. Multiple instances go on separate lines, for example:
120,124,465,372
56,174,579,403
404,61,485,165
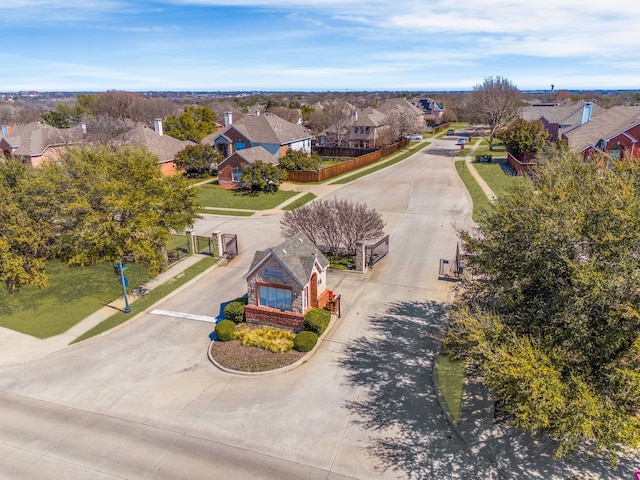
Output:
243,234,334,330
114,120,195,175
519,101,604,142
0,122,83,167
203,112,311,161
562,105,640,159
216,145,279,186
317,107,391,149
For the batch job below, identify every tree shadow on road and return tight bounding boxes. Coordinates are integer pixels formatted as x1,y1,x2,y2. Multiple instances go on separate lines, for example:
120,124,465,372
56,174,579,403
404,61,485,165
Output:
338,300,637,480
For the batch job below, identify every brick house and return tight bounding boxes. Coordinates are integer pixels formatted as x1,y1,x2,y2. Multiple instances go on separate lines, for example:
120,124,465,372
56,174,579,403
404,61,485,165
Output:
0,122,82,167
203,111,311,160
243,234,334,330
520,101,603,142
115,120,195,176
216,145,279,186
561,105,640,159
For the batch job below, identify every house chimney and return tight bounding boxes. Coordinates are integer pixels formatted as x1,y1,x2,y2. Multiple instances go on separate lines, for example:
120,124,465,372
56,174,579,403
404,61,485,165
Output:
154,118,163,136
79,122,87,134
352,111,358,122
224,112,233,127
581,102,592,125
255,109,260,116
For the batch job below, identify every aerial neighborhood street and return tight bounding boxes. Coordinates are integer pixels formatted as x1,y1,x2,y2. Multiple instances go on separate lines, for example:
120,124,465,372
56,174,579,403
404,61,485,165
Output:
0,134,632,479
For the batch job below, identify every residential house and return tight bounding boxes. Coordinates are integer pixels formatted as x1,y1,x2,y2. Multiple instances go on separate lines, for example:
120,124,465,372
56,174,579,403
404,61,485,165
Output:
416,98,445,122
317,107,390,149
115,119,195,175
377,97,426,132
561,105,640,159
217,145,280,186
203,112,311,160
243,234,334,330
520,101,603,142
0,122,83,167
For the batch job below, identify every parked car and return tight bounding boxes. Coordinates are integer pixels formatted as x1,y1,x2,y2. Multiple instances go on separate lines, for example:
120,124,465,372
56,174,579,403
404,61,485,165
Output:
446,129,455,136
408,134,423,141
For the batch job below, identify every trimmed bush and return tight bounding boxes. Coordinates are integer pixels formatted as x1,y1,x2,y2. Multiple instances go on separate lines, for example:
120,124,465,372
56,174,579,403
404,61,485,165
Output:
224,301,245,324
215,320,236,341
294,331,318,352
303,307,331,336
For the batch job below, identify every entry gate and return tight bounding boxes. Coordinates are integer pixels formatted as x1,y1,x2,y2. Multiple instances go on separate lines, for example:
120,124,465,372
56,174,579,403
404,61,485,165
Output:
222,233,238,259
195,235,215,257
365,235,389,267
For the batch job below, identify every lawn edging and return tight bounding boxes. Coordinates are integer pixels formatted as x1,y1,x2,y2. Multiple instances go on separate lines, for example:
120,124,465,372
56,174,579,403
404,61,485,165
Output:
432,346,467,442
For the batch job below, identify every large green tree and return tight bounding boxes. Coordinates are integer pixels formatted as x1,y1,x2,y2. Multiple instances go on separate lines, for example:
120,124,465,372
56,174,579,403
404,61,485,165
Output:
163,105,217,142
49,145,199,274
499,118,549,159
279,149,321,171
241,161,286,193
174,144,222,177
0,160,50,293
444,149,640,464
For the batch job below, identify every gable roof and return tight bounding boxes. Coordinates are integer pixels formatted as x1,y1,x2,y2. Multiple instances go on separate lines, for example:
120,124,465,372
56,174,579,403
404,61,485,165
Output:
563,106,640,151
214,113,310,147
520,101,604,129
352,107,388,127
218,145,279,169
0,122,82,157
244,234,330,287
378,98,425,117
115,125,195,163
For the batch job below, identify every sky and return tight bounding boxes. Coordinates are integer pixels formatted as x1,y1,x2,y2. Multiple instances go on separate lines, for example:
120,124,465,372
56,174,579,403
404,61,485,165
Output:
1,1,639,92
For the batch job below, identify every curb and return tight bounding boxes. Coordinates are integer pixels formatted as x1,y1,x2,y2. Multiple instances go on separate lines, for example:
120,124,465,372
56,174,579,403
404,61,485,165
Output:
207,309,341,377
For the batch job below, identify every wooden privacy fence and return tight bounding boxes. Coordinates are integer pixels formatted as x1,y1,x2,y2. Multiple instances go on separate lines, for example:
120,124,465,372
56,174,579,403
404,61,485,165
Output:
286,139,410,183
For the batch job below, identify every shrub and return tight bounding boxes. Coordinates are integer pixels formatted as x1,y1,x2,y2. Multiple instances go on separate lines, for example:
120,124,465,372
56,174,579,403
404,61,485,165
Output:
215,320,236,342
234,326,295,353
293,331,318,352
224,301,245,324
303,308,331,336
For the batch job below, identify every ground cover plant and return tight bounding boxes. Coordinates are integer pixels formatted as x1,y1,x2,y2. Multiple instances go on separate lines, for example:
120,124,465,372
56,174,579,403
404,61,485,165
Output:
282,192,317,211
234,325,295,353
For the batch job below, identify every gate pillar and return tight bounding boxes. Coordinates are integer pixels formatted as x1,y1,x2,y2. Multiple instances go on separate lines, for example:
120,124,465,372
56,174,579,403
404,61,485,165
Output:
213,231,224,257
355,241,367,273
185,229,194,255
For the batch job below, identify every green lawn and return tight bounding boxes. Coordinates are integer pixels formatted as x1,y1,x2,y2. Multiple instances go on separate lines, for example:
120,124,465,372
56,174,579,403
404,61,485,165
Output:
282,192,317,210
474,162,527,199
195,185,299,210
0,260,153,339
436,355,467,423
198,207,255,216
71,256,217,344
455,160,493,221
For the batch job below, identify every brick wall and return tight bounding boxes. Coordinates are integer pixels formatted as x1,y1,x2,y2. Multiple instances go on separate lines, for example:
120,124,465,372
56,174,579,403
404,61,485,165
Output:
245,304,304,330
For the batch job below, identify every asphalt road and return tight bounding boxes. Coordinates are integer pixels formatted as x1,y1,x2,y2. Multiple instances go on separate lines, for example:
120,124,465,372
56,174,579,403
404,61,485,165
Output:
0,138,494,479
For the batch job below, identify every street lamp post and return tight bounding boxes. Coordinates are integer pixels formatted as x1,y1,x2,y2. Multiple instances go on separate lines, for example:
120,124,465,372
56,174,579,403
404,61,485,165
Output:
116,260,131,313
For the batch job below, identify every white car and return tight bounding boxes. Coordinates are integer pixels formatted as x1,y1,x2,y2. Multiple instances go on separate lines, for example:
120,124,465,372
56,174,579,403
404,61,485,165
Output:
408,134,422,141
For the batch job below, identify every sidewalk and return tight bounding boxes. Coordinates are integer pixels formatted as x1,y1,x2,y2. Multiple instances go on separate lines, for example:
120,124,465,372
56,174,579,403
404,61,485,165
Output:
463,139,498,202
0,254,208,366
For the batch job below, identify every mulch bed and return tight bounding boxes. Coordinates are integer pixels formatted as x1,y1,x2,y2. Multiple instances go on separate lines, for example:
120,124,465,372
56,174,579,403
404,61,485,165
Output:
209,340,305,373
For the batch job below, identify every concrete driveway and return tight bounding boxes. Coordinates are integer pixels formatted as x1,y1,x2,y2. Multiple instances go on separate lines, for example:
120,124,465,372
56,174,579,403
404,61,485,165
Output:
0,139,626,479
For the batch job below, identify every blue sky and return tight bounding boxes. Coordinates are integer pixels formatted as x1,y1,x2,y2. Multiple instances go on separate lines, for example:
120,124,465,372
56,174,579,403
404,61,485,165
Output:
1,1,639,92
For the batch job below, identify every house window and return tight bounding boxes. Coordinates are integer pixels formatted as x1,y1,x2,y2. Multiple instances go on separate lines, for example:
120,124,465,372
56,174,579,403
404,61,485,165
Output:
610,145,622,160
258,285,293,311
236,142,246,150
232,168,243,182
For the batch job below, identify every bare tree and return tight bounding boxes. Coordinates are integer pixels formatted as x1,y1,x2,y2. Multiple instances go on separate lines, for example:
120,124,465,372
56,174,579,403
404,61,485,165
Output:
470,76,522,150
319,99,356,147
281,197,385,256
384,108,417,142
